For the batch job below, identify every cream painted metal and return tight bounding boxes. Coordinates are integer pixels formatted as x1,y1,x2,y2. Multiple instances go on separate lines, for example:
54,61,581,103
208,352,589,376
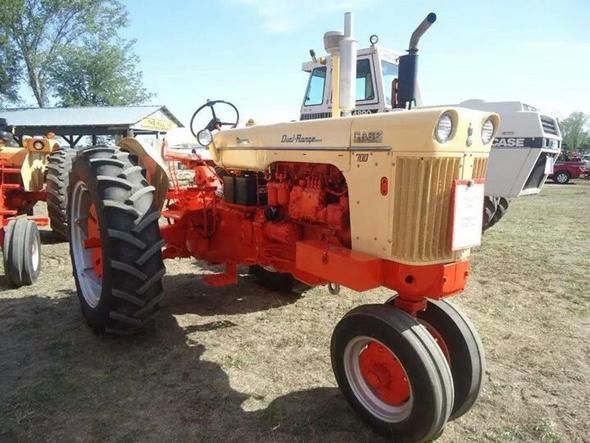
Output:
212,107,496,265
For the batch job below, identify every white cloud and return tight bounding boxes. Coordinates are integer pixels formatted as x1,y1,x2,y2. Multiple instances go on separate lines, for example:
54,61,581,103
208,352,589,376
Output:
234,0,381,33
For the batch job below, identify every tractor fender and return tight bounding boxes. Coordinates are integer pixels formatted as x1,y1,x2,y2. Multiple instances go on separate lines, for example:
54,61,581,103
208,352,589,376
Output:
20,151,47,192
117,137,169,210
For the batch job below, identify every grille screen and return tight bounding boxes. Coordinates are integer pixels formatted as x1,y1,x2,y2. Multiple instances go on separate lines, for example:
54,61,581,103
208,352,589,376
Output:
391,156,462,263
541,116,558,135
473,157,488,179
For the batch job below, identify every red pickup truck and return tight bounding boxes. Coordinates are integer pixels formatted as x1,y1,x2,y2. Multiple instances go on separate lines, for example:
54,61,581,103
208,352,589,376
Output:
549,157,586,184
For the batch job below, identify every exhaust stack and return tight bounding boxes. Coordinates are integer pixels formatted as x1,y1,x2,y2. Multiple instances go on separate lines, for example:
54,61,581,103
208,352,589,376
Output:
395,12,436,109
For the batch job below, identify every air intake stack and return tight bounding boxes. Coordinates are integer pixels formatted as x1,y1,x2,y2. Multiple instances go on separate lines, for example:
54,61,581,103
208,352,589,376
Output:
324,12,357,118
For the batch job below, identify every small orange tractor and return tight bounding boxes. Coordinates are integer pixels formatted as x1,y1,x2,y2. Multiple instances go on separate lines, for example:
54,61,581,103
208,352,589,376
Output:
66,13,498,441
0,119,75,286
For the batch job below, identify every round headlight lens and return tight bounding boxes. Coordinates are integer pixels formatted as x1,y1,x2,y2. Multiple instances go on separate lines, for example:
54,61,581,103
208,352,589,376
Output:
33,140,44,150
435,113,453,143
481,118,495,144
197,129,213,147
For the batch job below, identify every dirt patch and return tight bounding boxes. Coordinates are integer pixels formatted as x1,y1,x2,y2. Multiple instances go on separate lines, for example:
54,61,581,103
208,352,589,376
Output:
1,181,589,442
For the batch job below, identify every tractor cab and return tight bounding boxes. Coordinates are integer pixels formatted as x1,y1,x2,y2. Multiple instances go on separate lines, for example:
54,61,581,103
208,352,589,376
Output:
300,43,421,120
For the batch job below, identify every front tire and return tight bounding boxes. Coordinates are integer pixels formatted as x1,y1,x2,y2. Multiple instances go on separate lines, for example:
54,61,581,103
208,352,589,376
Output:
331,304,454,442
2,218,41,287
68,146,165,335
417,300,485,420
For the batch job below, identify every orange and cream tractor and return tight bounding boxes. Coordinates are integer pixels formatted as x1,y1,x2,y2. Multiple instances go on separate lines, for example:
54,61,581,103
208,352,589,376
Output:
66,13,497,442
0,120,63,286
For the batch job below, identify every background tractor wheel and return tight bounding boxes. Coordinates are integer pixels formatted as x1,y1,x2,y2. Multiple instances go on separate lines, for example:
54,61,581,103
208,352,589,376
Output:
482,196,498,231
46,147,77,240
249,265,298,292
490,197,510,227
554,171,570,184
68,146,165,335
2,218,41,287
417,299,485,420
331,304,454,442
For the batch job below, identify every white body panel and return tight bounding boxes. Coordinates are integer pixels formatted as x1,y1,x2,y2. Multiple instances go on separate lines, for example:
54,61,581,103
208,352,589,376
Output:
300,48,561,200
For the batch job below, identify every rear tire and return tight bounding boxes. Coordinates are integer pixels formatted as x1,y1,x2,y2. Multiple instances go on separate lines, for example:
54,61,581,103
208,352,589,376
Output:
68,146,165,335
482,196,498,231
47,147,77,239
417,300,485,420
490,197,509,227
2,218,41,287
331,304,454,442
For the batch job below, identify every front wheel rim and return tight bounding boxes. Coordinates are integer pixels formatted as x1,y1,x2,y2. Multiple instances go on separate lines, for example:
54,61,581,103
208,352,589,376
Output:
70,180,103,308
31,235,40,272
343,336,413,423
557,173,567,183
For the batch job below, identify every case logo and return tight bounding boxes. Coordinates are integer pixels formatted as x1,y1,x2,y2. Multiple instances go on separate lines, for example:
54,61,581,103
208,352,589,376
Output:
353,130,383,144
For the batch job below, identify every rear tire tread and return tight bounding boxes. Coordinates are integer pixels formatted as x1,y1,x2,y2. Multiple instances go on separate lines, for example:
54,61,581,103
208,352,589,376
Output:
46,147,76,239
69,146,165,335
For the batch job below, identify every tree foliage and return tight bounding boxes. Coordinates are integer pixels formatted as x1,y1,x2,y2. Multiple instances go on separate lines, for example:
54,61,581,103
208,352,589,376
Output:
559,112,589,152
49,39,153,106
0,33,20,106
0,0,152,107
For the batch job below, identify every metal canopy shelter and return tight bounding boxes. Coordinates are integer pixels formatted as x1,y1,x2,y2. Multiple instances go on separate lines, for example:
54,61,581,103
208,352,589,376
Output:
0,105,184,147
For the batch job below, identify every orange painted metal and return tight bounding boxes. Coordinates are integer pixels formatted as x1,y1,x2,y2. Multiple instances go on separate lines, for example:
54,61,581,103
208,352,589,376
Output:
0,157,49,247
296,240,382,291
85,204,103,279
156,157,470,315
380,176,388,196
295,239,469,301
359,341,410,406
418,319,451,363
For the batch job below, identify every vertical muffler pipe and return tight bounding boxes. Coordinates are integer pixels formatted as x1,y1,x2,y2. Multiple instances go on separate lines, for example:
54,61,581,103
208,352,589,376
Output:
339,12,357,116
396,12,436,109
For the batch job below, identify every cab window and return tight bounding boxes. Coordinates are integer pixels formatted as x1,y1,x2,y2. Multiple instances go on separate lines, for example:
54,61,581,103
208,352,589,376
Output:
304,67,326,106
356,59,374,101
381,61,399,106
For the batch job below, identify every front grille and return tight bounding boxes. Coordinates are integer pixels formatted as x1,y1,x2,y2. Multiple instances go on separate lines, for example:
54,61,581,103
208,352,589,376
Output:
300,112,331,121
473,157,488,179
540,116,558,135
391,156,461,263
300,109,379,121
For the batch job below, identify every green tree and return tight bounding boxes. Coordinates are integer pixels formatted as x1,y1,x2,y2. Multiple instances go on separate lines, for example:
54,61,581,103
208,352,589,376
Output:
0,34,20,106
49,39,153,106
0,0,151,107
559,112,589,152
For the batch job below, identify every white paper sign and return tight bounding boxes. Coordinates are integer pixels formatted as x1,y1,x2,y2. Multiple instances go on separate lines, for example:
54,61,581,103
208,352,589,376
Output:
452,181,485,251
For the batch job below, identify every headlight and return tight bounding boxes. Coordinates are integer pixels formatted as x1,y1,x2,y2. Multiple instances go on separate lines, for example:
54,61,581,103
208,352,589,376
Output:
435,113,453,143
481,118,495,144
197,129,213,147
33,140,45,150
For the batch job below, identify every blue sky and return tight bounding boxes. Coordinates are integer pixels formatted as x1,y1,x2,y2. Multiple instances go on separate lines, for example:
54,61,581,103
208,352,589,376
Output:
96,0,590,124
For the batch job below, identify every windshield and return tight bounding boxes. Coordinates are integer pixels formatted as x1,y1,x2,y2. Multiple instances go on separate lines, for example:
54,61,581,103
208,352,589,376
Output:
304,67,327,106
381,61,399,106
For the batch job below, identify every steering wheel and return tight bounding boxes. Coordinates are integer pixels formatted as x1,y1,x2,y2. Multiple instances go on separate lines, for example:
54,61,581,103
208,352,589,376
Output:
189,99,240,138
